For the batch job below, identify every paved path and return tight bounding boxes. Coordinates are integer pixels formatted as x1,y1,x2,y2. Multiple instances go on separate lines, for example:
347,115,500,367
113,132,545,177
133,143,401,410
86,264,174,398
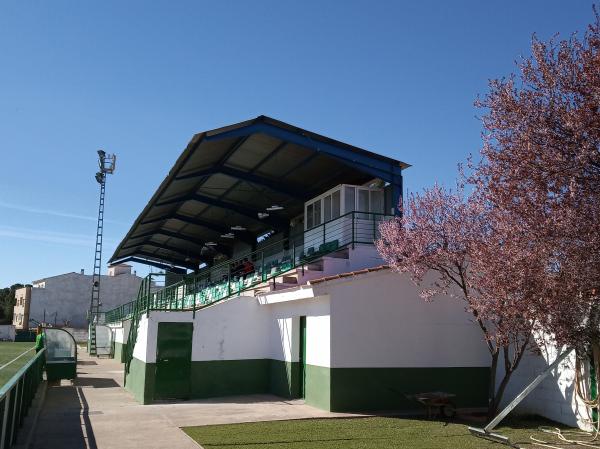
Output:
29,350,358,449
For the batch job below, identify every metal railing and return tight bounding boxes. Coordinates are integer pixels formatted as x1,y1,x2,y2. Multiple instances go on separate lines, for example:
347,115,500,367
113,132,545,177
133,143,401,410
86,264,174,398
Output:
107,211,392,324
124,275,154,376
0,348,45,449
105,301,135,324
118,211,392,377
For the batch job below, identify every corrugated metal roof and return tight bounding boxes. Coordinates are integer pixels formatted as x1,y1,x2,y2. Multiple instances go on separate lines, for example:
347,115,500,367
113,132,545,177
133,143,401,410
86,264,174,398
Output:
109,116,408,270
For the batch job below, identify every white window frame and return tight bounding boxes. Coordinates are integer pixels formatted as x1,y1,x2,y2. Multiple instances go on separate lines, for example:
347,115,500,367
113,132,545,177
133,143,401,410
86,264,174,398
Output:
304,184,384,231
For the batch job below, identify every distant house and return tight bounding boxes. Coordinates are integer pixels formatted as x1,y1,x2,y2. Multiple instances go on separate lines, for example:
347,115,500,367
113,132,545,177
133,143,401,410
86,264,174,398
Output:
13,264,143,330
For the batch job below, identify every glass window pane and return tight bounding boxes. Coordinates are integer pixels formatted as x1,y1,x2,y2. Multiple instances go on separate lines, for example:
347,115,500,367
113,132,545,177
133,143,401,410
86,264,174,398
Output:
324,195,332,222
358,189,369,212
332,190,341,218
313,199,322,226
306,203,313,229
370,190,384,213
344,186,356,213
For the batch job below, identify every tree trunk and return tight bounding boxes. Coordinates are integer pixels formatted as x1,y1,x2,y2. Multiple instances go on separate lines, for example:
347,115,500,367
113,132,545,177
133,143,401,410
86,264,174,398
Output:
489,368,513,420
488,350,499,420
487,339,530,420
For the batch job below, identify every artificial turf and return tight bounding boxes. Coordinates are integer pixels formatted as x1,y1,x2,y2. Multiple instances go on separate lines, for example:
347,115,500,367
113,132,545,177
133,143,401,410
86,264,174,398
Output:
183,416,574,449
0,342,36,387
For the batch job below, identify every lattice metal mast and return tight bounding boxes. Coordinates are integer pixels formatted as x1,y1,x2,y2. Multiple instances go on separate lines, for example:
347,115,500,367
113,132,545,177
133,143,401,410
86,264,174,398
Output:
88,150,116,356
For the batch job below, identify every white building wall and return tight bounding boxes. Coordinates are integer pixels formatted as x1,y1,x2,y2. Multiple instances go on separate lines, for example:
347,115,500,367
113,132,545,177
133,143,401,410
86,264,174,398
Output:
130,292,333,368
322,270,490,368
132,315,150,362
497,339,593,429
132,268,487,369
109,320,130,345
0,325,16,341
125,267,496,411
305,315,331,368
267,296,330,364
192,296,269,362
273,317,297,363
135,296,270,364
29,272,142,328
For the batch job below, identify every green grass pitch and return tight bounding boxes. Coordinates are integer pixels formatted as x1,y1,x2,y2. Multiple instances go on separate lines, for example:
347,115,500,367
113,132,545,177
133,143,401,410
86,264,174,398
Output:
183,416,573,449
0,342,36,388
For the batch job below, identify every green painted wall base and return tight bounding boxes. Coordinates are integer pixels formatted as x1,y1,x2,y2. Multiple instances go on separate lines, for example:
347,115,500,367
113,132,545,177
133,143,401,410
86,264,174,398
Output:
329,366,490,412
270,360,301,399
125,357,489,413
125,358,302,404
113,342,128,363
191,360,269,398
189,359,302,400
305,364,331,410
125,357,156,404
46,361,77,381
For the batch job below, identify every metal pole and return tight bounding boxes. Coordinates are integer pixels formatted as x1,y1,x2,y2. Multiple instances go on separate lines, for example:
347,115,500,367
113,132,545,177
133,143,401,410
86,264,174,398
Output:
89,151,116,356
351,212,355,249
485,347,573,432
468,347,574,447
228,264,232,296
146,276,150,317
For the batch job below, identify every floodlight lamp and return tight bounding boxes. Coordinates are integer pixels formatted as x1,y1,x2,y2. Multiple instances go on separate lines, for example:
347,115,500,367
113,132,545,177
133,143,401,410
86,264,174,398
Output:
95,172,104,184
97,150,106,158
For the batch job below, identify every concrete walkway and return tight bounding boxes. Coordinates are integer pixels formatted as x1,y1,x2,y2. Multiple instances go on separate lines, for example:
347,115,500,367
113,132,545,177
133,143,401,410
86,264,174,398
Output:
29,350,357,449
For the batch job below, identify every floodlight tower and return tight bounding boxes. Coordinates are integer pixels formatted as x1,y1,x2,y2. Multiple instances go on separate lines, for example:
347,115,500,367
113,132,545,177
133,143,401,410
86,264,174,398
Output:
88,150,116,356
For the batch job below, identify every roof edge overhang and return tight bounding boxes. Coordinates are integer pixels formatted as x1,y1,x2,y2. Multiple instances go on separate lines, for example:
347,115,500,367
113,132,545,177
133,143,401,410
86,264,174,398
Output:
109,115,409,268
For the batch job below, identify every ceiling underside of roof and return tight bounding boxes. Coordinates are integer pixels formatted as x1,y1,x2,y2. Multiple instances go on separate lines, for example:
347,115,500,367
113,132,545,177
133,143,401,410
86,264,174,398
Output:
109,116,408,271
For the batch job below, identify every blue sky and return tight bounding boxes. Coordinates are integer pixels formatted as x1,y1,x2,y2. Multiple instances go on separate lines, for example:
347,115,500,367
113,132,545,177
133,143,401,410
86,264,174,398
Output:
0,1,594,287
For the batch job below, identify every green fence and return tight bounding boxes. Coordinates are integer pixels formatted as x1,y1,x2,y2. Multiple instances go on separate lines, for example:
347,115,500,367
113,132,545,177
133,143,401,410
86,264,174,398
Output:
0,349,45,449
106,211,392,324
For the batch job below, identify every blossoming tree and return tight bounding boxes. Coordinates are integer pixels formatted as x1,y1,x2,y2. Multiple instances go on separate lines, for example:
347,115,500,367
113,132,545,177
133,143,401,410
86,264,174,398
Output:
473,10,600,354
378,9,600,418
377,186,533,417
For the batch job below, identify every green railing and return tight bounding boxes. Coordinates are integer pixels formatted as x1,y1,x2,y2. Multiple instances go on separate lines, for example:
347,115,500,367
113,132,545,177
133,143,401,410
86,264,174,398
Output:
107,211,392,325
0,348,45,449
124,275,155,377
119,211,392,376
105,301,135,324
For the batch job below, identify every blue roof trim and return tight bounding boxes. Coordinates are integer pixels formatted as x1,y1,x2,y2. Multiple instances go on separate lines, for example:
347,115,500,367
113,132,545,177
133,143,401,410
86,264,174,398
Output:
204,121,404,185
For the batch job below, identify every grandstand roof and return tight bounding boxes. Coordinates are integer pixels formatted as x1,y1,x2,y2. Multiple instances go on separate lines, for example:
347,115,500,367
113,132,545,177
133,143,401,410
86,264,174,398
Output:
109,115,408,271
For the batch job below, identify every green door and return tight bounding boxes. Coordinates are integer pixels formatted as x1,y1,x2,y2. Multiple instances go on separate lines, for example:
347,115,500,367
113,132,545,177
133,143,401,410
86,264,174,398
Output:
155,322,193,400
299,316,306,398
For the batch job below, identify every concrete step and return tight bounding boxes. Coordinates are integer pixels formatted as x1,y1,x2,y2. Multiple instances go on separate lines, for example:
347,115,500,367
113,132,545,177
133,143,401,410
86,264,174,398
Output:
280,275,298,284
305,261,324,271
271,282,300,291
324,248,350,260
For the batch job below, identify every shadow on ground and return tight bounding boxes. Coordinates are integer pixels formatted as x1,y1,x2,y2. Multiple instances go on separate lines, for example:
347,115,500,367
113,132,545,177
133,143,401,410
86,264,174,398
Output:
76,378,119,389
31,380,101,449
77,361,98,366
